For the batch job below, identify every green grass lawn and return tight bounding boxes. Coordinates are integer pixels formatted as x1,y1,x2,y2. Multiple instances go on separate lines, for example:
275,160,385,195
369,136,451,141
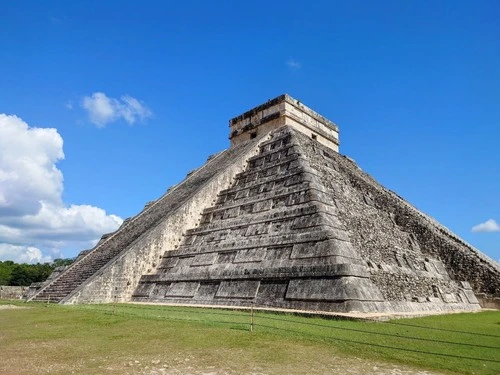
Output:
0,300,498,374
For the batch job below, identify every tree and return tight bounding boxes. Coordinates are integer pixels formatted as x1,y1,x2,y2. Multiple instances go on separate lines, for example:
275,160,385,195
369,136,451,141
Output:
0,261,15,285
0,258,74,286
9,265,33,286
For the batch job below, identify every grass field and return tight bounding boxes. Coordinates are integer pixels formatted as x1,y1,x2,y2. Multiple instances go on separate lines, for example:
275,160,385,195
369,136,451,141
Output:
0,301,498,374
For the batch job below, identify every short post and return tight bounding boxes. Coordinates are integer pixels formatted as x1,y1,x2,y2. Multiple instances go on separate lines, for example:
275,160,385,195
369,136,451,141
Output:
250,302,254,333
46,294,50,307
113,295,117,315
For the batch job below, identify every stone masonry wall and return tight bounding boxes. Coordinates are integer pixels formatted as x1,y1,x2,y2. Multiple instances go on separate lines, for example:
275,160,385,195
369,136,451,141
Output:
282,131,481,309
297,132,499,299
0,286,26,299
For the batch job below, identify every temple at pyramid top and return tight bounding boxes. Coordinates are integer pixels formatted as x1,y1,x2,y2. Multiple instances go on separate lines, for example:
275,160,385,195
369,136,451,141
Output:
229,94,340,152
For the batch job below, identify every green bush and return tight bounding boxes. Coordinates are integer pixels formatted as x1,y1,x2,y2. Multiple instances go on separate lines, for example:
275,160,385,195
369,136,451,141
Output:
0,258,73,286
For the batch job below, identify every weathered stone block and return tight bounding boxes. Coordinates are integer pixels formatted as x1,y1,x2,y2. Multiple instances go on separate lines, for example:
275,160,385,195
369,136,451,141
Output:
166,282,199,297
195,283,219,299
234,248,266,263
216,281,260,299
290,239,357,260
192,253,218,266
257,282,288,299
286,277,383,302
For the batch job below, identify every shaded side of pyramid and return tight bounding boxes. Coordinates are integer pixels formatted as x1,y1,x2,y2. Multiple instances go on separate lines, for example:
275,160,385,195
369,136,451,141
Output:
293,128,499,311
134,126,494,313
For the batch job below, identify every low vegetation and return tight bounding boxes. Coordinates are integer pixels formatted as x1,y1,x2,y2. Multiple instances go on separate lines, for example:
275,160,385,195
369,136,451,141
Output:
0,259,73,286
0,301,498,374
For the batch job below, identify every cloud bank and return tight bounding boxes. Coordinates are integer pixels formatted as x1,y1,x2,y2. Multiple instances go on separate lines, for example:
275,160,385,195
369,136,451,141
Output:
82,92,152,127
471,219,500,233
0,244,53,264
0,114,122,263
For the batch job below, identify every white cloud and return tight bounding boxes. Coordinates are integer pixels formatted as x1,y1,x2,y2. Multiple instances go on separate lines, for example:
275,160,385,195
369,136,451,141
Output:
0,114,123,263
0,114,64,215
471,219,500,233
0,244,54,264
286,58,302,70
82,92,152,127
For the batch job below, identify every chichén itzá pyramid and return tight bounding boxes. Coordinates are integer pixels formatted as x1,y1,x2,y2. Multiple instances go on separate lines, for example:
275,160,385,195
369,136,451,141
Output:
29,94,500,314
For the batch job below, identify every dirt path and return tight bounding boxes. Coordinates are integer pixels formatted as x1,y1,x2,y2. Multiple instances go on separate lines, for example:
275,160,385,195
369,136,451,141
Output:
109,356,441,375
0,304,28,310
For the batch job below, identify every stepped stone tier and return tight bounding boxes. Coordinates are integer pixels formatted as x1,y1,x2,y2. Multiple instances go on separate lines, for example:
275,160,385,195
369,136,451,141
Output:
29,95,499,315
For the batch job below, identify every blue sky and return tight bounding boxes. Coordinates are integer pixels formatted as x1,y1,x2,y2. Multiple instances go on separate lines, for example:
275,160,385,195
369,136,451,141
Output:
0,1,498,263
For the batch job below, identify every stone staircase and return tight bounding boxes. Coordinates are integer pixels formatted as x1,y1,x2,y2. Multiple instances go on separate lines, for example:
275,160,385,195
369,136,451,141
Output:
28,139,262,304
134,127,386,312
30,243,123,302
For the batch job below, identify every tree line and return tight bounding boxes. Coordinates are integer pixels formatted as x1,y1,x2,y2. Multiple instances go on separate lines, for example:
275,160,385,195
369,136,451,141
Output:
0,259,74,286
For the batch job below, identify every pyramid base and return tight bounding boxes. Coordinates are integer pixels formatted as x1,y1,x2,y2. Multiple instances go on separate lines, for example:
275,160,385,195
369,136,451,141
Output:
132,296,480,315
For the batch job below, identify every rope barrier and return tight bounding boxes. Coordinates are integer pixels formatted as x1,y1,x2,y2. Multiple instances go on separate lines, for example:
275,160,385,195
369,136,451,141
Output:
256,323,500,364
67,303,499,364
253,313,500,349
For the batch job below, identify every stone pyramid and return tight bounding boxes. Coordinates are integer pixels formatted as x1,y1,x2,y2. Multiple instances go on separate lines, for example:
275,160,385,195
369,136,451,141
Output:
30,95,499,314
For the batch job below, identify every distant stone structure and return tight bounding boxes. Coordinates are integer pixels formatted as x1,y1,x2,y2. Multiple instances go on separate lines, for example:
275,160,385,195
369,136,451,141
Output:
0,286,26,300
28,95,499,314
